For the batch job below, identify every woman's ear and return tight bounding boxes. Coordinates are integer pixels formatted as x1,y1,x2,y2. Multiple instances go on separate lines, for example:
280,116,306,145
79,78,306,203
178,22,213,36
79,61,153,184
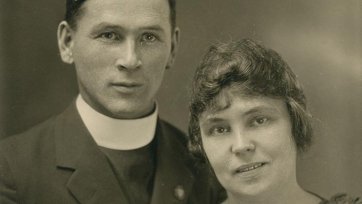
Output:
166,27,180,69
57,21,74,64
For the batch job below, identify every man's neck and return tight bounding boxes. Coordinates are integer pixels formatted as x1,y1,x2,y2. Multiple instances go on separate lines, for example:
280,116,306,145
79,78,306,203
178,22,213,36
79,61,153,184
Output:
75,95,158,150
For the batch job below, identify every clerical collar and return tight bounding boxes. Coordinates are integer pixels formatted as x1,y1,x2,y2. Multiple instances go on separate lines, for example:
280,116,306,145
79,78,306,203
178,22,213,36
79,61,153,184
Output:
76,95,158,150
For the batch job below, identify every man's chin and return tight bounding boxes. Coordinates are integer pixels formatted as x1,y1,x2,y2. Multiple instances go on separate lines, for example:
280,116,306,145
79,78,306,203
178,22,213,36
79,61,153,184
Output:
104,102,155,119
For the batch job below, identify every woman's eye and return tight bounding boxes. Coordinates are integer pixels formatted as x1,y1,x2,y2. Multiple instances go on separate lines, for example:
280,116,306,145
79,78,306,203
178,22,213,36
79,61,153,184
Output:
252,117,269,126
210,126,230,135
141,33,157,42
99,32,119,40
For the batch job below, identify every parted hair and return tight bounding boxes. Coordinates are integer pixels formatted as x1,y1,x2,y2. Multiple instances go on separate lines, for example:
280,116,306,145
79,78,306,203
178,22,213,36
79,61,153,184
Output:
64,0,176,31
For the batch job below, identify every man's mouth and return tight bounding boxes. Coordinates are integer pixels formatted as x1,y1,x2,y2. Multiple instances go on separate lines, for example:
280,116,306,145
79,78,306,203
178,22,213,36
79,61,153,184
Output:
111,82,142,87
110,82,142,93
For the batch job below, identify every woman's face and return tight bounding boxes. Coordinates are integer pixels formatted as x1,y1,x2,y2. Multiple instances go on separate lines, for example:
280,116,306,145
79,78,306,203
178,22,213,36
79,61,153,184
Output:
199,89,298,199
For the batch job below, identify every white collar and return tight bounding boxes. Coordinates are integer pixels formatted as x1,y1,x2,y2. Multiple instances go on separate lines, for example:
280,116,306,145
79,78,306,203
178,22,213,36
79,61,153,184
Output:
76,95,158,150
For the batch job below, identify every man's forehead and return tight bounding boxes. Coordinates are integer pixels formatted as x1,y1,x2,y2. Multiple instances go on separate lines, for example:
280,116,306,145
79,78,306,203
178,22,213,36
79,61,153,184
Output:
82,0,170,18
78,0,171,29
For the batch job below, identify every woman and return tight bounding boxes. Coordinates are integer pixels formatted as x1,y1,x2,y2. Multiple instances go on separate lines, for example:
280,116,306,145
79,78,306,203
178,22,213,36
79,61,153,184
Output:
189,39,360,204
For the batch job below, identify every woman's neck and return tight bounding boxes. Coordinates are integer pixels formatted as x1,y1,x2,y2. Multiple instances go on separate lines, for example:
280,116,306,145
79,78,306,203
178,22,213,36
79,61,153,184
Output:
225,184,321,204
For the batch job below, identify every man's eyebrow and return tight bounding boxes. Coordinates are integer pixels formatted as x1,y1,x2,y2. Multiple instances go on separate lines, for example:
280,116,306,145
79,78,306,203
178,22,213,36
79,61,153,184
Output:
141,25,165,32
90,23,124,33
139,25,167,36
90,23,166,33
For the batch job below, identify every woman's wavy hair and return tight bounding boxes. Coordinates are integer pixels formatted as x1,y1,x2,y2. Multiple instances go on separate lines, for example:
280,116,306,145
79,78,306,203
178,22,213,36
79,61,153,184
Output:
188,39,312,161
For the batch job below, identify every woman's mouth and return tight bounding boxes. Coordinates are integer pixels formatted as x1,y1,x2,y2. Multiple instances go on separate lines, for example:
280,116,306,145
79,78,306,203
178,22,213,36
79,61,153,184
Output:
235,162,267,174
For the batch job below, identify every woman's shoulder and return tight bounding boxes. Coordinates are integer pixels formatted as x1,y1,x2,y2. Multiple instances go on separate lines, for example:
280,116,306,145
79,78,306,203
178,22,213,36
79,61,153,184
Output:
317,193,361,204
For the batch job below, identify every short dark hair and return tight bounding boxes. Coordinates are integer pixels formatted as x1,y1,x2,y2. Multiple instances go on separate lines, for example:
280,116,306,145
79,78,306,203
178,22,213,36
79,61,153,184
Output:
189,39,312,161
64,0,176,31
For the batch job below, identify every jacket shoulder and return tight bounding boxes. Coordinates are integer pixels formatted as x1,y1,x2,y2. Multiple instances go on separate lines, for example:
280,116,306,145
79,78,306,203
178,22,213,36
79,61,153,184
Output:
158,119,225,203
0,115,61,203
158,119,188,145
0,115,58,154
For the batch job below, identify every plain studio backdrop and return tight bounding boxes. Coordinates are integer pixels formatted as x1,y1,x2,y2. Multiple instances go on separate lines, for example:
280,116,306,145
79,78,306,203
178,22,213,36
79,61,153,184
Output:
0,0,361,198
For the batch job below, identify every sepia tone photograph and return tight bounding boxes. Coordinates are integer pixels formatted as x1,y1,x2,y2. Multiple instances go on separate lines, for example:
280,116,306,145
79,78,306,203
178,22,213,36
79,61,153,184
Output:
0,0,361,203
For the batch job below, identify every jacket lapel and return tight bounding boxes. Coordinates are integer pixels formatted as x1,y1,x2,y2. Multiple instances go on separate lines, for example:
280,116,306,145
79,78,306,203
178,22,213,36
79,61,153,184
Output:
151,121,195,204
54,103,131,204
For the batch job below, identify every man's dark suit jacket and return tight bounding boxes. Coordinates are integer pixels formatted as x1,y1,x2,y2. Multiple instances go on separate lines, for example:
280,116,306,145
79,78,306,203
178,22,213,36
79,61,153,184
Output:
0,102,221,204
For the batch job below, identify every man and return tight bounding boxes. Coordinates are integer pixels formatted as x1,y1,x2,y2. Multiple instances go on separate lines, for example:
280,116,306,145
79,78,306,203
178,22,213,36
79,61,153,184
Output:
0,0,221,203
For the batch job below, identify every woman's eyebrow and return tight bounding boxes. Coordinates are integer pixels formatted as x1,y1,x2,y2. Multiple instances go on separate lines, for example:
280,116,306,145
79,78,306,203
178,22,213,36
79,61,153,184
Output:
204,105,277,122
242,106,278,116
201,117,225,125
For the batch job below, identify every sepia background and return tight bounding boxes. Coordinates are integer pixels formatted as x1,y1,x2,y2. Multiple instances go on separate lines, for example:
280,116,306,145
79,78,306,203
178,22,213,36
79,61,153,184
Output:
0,0,361,198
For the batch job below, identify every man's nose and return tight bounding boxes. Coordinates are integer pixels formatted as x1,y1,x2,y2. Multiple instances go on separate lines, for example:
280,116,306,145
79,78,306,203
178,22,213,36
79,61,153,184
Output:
115,39,142,70
230,129,256,154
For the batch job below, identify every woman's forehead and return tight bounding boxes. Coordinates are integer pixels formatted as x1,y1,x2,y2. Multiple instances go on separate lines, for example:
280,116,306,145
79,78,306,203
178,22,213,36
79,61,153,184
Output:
201,86,286,118
205,85,253,113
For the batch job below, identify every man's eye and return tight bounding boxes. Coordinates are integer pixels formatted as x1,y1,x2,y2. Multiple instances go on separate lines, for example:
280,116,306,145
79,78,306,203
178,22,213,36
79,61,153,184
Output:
99,32,119,40
141,33,157,42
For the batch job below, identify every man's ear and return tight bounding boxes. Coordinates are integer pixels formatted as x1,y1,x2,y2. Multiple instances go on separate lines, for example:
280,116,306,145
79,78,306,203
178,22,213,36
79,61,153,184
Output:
166,27,180,69
57,21,75,64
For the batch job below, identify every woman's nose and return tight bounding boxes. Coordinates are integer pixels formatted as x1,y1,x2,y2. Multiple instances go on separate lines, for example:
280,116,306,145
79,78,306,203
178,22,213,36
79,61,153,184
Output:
230,130,256,154
116,39,142,70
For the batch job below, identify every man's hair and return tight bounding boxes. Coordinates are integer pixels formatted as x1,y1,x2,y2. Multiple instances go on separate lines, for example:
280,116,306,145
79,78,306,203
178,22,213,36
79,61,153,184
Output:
65,0,176,31
189,39,313,161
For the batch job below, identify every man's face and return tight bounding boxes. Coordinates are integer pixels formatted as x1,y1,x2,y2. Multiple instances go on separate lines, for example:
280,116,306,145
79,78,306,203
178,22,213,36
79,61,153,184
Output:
60,0,178,119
